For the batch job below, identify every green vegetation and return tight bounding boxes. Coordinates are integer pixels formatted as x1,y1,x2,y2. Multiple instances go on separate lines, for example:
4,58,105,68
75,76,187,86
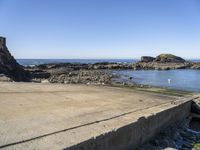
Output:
155,53,186,63
193,143,200,150
112,84,193,97
158,54,178,59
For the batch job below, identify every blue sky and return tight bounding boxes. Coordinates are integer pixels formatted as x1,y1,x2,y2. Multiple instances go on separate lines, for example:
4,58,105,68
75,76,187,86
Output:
0,0,200,59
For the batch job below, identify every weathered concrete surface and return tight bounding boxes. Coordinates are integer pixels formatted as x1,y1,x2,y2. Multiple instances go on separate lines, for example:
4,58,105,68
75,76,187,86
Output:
69,99,192,150
0,82,194,150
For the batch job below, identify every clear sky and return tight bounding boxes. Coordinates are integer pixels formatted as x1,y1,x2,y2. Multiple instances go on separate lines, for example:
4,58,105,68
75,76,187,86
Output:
0,0,200,59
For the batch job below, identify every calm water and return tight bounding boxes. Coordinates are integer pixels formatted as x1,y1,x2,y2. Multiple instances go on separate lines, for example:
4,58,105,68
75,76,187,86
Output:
17,59,200,66
116,69,200,92
17,59,200,92
17,59,138,66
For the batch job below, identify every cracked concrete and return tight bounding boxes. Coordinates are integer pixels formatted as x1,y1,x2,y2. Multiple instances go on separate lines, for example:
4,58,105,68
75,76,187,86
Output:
0,82,189,150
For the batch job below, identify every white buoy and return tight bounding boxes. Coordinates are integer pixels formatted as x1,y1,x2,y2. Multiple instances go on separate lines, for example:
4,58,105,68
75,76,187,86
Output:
168,79,171,84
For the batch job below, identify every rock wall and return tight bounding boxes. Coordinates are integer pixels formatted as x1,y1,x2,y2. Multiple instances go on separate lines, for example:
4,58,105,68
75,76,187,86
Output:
0,36,29,81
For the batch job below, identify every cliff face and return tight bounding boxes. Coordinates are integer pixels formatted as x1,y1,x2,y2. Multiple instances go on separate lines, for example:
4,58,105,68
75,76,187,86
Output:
0,37,29,81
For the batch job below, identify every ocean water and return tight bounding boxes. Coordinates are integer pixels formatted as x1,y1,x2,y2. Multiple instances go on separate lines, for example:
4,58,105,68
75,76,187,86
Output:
116,69,200,92
17,59,138,66
17,59,200,66
17,59,200,92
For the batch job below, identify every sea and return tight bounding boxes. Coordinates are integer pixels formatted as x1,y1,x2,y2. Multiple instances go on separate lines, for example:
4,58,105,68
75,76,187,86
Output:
17,59,200,92
17,59,138,66
116,69,200,92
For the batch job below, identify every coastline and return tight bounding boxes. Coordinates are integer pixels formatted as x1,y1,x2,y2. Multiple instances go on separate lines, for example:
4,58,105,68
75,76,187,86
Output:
1,38,200,149
111,83,193,97
21,53,200,86
19,60,200,93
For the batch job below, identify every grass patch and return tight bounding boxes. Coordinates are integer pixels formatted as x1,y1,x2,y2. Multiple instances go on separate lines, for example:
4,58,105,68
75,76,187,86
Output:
193,143,200,150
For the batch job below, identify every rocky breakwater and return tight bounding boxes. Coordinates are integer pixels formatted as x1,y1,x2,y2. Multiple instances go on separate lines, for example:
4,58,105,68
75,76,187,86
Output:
0,37,29,81
134,54,192,70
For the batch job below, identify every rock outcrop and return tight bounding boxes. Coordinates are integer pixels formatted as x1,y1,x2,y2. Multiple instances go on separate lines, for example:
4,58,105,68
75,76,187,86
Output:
191,62,200,69
26,63,117,84
155,54,186,63
133,62,191,70
48,70,114,85
0,37,29,81
134,54,191,70
141,56,155,63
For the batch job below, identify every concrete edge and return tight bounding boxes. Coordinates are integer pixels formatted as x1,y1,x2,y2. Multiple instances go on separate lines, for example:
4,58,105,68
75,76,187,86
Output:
67,97,197,150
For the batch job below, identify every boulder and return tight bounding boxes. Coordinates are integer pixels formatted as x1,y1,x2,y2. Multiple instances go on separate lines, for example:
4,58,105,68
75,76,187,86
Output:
31,71,50,79
0,36,29,81
0,74,13,82
191,62,200,69
155,54,185,63
141,56,155,62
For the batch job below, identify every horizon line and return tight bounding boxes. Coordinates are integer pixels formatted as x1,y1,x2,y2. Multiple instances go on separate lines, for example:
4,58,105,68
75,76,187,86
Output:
16,57,200,60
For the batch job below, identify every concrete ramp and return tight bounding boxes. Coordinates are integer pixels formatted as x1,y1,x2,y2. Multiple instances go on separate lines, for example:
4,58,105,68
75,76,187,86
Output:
0,82,194,150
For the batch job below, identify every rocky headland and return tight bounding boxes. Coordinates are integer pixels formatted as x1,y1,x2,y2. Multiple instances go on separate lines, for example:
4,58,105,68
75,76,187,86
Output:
0,37,29,81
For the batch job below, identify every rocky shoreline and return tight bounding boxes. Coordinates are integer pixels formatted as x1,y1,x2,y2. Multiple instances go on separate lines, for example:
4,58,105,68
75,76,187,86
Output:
24,54,200,84
140,99,200,150
1,36,200,150
140,119,200,150
1,36,200,84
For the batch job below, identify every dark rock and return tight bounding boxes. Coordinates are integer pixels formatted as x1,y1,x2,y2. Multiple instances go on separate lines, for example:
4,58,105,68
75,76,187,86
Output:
0,74,13,82
0,37,29,81
141,56,155,63
189,118,200,132
155,54,186,63
48,70,114,85
191,100,200,115
135,54,190,70
31,71,50,79
191,62,200,69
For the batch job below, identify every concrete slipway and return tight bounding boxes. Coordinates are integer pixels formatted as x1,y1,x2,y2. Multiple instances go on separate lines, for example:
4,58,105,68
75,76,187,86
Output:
0,82,196,150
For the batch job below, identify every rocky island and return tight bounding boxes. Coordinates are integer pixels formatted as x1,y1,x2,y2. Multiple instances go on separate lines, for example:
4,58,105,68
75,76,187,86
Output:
134,54,192,70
